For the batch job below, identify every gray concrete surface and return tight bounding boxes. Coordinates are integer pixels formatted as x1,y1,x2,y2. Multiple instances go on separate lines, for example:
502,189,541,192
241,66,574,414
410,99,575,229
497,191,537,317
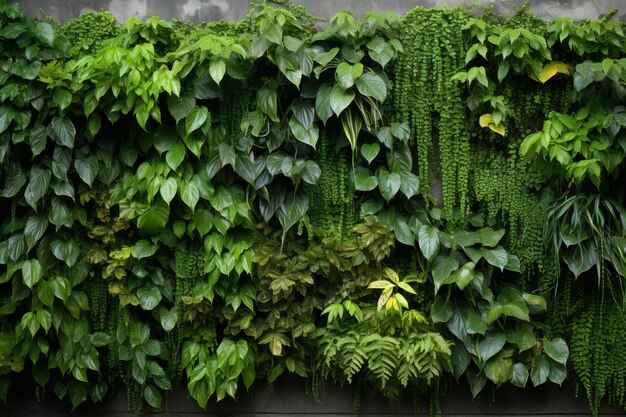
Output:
16,0,626,24
3,374,626,416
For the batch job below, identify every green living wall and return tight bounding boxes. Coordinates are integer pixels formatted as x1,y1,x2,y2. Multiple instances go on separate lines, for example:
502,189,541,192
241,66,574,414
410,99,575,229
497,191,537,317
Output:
0,0,625,415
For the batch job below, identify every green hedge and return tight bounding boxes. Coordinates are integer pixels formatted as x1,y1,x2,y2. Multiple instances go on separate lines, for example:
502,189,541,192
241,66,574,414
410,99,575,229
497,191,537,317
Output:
0,1,625,414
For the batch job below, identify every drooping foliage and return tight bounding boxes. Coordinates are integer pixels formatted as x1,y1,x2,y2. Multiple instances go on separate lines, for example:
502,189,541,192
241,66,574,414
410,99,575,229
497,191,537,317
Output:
0,1,624,415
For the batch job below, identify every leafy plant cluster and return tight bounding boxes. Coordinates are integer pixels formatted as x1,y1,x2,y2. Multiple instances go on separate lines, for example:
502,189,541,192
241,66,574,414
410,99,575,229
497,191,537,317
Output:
449,4,626,414
0,1,624,416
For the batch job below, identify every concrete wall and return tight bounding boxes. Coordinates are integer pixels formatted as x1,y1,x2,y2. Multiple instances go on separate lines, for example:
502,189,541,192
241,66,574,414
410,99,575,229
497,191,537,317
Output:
17,0,626,24
3,375,626,417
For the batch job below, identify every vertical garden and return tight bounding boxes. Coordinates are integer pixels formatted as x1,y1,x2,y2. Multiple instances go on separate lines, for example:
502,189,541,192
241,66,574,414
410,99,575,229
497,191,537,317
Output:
0,0,625,415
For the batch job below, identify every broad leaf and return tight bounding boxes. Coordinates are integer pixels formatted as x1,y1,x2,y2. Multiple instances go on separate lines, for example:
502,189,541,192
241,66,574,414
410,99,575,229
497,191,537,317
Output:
167,91,195,123
137,201,170,234
354,168,377,191
135,240,157,259
22,259,42,289
543,338,568,365
74,156,99,187
360,143,380,164
355,72,387,102
418,225,439,263
329,85,355,116
185,106,209,136
24,168,51,210
431,255,459,292
137,286,162,311
478,330,506,362
378,169,401,202
50,117,76,148
511,363,529,388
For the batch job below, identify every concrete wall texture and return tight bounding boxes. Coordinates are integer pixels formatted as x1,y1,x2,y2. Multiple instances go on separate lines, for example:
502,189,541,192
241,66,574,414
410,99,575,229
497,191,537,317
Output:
3,375,626,417
17,0,626,24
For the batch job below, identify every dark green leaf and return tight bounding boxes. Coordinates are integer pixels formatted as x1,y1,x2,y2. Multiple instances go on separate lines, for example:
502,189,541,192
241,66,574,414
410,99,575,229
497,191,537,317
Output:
354,168,378,191
479,227,505,247
50,117,76,148
315,84,333,125
480,246,509,270
144,385,162,409
166,141,185,170
399,171,419,198
137,286,162,311
530,354,550,386
180,182,200,211
360,143,380,164
548,362,567,385
378,169,401,202
36,22,54,46
289,117,319,148
30,125,47,156
24,214,47,250
137,201,170,234
51,276,72,301
543,338,568,365
394,216,414,246
432,255,459,292
24,168,51,210
301,161,321,185
159,177,177,204
278,192,308,233
1,169,26,197
478,330,506,362
158,306,178,332
511,363,529,388
168,91,196,123
257,88,279,122
431,297,453,323
74,156,99,187
290,99,315,128
484,348,514,384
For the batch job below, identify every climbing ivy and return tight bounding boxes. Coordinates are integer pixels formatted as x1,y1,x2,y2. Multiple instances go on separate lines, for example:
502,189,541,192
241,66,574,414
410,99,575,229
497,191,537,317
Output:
0,1,625,416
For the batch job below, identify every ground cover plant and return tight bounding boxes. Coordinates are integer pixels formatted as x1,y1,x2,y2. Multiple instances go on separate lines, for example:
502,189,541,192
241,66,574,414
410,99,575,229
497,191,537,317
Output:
0,0,624,415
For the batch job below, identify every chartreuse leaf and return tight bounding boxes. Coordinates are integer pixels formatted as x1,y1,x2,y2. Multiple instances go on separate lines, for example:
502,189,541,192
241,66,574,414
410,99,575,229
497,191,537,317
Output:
538,61,570,83
478,113,505,136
